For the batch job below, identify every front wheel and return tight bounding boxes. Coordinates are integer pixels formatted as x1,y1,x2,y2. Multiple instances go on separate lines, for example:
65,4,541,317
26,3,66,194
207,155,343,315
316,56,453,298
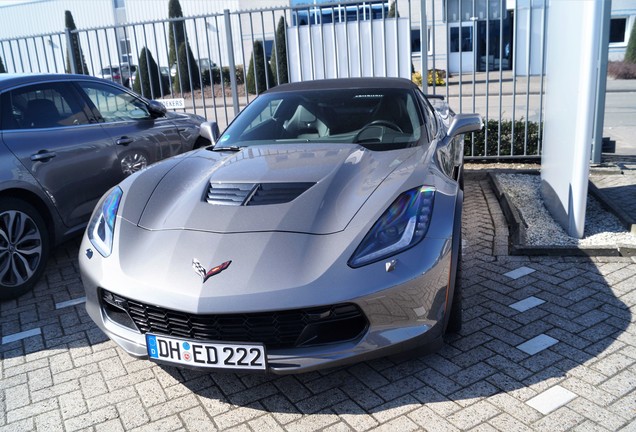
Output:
0,199,50,300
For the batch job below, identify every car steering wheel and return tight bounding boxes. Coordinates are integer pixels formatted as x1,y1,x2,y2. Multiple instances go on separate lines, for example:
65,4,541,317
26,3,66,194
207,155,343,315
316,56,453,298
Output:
354,120,403,143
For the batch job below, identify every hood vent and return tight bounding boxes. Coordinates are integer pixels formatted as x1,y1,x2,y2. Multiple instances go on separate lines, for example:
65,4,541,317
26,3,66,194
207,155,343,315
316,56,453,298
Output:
207,182,315,206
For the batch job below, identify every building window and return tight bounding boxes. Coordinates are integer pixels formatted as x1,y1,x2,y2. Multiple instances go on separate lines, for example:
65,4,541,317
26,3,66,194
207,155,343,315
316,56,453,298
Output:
445,0,506,23
411,29,421,53
411,28,433,55
113,0,125,8
450,26,473,52
609,18,627,44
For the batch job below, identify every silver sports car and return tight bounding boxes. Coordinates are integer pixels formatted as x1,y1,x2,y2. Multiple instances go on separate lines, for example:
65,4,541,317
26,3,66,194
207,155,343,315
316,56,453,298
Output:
80,78,482,373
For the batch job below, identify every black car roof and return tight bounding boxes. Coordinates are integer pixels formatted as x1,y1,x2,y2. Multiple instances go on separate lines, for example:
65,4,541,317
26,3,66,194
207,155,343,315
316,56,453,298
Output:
0,73,107,90
265,77,418,94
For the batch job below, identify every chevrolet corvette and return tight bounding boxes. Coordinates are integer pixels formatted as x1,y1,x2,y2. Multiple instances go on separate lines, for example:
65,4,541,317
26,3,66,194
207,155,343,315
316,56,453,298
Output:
80,78,482,373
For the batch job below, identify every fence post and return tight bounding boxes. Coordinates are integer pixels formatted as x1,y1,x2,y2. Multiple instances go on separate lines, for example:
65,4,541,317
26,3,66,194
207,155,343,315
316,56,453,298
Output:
65,27,77,74
224,9,240,116
420,0,427,94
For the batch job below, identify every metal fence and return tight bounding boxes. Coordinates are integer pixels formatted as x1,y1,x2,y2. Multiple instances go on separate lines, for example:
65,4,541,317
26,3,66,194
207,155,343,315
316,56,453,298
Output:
0,0,549,160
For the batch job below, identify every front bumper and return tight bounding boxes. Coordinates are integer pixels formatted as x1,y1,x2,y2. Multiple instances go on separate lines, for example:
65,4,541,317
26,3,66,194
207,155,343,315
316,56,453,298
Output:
80,225,452,374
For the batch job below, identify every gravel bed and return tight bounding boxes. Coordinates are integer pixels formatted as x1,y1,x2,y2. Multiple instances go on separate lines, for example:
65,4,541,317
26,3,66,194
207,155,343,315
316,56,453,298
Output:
496,173,636,247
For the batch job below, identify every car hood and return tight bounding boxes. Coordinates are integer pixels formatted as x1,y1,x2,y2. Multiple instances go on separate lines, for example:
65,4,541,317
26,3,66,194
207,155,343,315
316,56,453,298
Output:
135,143,417,234
164,111,204,123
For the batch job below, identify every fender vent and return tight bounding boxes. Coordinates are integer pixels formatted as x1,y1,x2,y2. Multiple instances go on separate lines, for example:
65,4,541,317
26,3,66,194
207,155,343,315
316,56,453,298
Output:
207,182,314,206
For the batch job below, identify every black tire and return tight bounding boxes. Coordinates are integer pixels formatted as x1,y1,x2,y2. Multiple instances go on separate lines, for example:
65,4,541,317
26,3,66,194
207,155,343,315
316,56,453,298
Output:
446,190,463,333
0,198,50,300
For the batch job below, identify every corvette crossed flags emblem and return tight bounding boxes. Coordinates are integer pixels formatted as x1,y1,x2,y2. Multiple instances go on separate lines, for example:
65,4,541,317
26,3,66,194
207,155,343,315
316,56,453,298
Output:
192,259,232,283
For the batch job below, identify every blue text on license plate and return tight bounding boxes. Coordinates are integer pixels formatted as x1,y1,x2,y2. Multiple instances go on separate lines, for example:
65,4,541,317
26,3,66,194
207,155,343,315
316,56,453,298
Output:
146,334,266,370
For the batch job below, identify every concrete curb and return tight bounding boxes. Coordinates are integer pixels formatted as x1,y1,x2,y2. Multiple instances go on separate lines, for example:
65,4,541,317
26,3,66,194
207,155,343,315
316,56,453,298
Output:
487,172,636,257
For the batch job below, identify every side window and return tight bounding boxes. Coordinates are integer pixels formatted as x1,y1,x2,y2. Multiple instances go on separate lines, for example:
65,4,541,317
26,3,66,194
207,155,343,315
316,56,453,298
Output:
78,82,150,123
1,82,90,130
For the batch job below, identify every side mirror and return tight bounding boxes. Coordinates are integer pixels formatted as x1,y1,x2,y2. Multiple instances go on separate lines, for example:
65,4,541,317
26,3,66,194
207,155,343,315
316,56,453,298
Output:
199,121,220,143
147,100,167,118
447,114,483,138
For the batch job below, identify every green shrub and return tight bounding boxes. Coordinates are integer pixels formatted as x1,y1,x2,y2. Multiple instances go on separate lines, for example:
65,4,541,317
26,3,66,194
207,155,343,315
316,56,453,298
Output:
269,16,289,85
465,118,542,157
64,10,89,74
388,0,399,18
168,0,187,68
246,41,274,95
133,47,168,98
173,42,201,93
215,65,245,85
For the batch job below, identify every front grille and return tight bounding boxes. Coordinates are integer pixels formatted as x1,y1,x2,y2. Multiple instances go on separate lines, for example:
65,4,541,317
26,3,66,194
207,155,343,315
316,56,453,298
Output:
206,182,314,206
100,290,368,349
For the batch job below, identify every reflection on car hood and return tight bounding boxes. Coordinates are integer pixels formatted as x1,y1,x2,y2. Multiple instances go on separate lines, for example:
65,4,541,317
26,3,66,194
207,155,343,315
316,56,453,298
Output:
137,143,416,234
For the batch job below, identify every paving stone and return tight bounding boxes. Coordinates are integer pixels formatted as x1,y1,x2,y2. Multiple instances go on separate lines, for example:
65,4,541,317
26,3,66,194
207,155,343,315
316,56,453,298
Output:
1,178,635,431
516,334,559,355
35,410,64,432
526,386,577,415
116,398,150,429
447,400,500,429
178,407,215,432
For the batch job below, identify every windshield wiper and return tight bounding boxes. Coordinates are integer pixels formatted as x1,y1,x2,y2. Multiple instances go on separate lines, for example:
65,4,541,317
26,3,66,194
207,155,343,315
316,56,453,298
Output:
211,145,244,152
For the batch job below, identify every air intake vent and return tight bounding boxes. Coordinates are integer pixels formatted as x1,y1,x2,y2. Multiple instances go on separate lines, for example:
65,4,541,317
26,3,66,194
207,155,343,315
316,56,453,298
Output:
207,183,255,206
247,183,314,206
206,182,314,206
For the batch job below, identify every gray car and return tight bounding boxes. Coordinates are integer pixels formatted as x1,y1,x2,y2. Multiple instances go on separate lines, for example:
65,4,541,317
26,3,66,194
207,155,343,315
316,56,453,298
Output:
0,73,212,299
80,78,482,373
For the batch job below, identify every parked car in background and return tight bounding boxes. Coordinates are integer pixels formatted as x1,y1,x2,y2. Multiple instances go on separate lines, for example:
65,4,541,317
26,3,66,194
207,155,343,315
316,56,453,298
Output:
99,64,137,87
80,78,482,373
0,73,213,299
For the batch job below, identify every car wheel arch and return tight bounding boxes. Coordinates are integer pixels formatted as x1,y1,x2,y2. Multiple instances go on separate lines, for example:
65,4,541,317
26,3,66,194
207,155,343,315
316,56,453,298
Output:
0,188,59,246
444,187,463,334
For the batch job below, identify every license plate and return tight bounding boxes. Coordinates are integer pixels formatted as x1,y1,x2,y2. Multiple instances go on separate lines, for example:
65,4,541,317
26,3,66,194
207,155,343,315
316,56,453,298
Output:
145,334,266,370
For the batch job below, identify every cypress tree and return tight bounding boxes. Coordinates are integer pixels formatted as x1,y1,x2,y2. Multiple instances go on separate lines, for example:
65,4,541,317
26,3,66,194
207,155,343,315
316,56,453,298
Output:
388,1,399,18
625,22,636,64
168,0,186,67
173,42,201,93
0,57,6,73
269,16,288,85
246,40,274,95
133,47,166,98
64,10,89,74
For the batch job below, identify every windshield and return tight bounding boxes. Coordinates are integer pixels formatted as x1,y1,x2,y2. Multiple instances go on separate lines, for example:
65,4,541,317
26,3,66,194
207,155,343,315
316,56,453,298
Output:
217,88,424,151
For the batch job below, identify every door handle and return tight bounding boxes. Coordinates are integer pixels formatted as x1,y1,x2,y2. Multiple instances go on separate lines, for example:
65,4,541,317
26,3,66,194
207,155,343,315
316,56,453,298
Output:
30,151,57,162
116,136,134,146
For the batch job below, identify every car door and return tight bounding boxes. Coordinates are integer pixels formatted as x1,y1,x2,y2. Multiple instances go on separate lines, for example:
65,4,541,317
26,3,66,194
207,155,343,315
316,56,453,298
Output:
0,81,121,229
75,81,182,176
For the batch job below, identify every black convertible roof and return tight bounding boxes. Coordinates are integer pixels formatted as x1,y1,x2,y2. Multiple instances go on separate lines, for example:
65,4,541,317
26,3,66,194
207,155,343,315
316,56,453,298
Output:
265,77,418,94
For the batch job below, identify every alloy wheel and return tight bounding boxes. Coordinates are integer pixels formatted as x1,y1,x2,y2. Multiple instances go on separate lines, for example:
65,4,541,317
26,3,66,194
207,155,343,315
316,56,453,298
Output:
0,210,43,287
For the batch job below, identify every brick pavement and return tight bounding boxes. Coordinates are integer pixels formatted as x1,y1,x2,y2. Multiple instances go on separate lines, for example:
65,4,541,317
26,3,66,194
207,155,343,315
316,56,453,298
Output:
1,178,635,431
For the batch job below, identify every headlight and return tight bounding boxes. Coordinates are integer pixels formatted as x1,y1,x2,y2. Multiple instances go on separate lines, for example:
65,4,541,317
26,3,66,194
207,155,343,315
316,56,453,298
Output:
349,186,435,268
88,187,123,257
